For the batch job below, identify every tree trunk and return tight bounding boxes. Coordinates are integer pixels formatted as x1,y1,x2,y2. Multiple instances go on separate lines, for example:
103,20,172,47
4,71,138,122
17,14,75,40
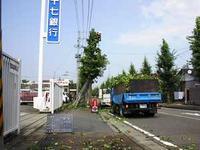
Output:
167,92,171,104
73,79,91,107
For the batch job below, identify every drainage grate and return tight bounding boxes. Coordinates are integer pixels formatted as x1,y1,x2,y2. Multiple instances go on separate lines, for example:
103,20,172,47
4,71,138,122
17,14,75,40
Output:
46,113,73,133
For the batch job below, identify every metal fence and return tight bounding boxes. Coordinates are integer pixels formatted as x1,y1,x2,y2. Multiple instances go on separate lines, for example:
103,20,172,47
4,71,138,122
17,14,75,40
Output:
2,52,21,136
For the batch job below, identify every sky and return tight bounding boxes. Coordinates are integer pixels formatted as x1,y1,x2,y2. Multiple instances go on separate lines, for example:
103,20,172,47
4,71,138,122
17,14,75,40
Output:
2,0,200,85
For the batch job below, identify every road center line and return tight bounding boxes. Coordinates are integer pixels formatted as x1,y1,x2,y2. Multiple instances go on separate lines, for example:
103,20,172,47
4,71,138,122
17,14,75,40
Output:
159,112,200,121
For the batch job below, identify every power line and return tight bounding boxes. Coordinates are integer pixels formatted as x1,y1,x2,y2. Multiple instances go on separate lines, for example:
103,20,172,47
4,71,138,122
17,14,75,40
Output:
86,0,91,40
81,0,85,47
81,0,85,32
73,0,80,31
88,0,94,32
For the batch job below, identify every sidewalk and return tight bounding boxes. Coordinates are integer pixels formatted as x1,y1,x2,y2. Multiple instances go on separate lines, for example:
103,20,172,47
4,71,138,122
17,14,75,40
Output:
37,108,143,149
6,108,143,149
160,103,200,111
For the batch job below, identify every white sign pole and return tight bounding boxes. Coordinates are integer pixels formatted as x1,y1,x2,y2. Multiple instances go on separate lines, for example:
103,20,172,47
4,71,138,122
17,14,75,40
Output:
38,0,46,98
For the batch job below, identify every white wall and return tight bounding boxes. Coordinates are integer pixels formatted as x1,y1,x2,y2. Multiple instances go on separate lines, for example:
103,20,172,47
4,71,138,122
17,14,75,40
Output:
50,79,63,114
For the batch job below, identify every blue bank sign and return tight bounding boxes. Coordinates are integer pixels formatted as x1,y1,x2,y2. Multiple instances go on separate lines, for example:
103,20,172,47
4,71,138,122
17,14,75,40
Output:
47,0,61,43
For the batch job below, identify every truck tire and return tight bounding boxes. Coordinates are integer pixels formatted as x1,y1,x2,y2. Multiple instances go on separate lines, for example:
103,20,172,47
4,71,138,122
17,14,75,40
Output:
145,112,155,117
111,105,115,114
119,106,124,117
149,113,155,117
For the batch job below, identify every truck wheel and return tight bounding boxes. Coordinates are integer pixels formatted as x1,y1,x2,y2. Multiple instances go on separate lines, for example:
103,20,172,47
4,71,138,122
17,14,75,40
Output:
145,112,155,117
111,105,115,114
149,113,155,117
119,107,124,117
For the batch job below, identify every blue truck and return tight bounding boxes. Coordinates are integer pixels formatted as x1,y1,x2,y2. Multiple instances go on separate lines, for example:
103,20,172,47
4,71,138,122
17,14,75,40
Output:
111,79,162,117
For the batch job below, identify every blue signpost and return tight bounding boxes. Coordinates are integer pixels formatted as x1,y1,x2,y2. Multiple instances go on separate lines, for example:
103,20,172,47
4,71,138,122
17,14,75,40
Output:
47,0,61,43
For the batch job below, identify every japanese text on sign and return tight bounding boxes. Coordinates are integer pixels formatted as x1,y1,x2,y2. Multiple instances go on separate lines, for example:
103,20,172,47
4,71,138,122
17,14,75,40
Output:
47,0,61,43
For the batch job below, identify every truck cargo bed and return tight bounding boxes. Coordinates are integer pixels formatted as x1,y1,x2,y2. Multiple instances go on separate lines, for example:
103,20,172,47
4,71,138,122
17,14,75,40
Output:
112,92,161,104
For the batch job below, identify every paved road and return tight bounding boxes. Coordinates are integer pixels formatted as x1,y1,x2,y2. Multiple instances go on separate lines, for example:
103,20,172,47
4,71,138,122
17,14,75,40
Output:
126,107,200,149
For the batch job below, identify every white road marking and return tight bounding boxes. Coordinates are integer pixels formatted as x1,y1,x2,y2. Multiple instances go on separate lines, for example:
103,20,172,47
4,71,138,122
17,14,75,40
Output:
159,112,200,121
182,112,200,117
160,107,200,113
123,121,180,149
108,113,182,149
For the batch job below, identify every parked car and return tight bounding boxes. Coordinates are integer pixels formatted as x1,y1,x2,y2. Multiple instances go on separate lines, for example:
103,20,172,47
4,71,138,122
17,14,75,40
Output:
20,89,37,104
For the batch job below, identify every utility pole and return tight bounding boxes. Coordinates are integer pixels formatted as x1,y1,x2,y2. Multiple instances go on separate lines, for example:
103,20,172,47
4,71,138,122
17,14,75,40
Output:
75,31,81,97
0,0,4,147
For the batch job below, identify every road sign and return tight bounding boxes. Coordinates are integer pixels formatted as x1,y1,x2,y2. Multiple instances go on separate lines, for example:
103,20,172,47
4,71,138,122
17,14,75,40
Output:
47,0,61,43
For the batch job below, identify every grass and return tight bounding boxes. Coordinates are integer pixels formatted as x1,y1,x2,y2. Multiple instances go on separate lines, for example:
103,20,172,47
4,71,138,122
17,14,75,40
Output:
160,136,173,143
182,143,198,150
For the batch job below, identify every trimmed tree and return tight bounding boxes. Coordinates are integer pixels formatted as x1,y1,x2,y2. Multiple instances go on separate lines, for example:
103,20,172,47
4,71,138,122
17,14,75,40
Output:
129,63,137,75
156,39,179,103
140,57,152,75
187,16,200,79
74,29,108,106
122,70,126,76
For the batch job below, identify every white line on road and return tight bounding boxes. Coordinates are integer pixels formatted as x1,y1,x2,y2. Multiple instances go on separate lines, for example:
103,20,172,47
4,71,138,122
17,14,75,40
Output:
159,112,200,121
108,113,182,150
160,107,200,113
182,112,200,117
123,121,180,149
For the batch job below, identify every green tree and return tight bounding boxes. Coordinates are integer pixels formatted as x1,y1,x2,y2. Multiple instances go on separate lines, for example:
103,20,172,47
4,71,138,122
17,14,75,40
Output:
105,77,112,89
129,63,136,75
122,70,126,76
100,82,106,89
156,39,180,103
22,79,29,83
74,29,108,106
91,87,99,97
140,57,152,75
187,16,200,79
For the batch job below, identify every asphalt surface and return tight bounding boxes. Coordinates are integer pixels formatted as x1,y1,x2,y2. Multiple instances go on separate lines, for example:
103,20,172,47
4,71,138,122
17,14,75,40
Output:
125,107,200,149
72,109,114,134
39,109,143,149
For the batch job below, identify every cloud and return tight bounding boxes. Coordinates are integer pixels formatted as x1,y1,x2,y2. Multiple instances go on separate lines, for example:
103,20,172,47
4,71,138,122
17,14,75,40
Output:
116,0,200,47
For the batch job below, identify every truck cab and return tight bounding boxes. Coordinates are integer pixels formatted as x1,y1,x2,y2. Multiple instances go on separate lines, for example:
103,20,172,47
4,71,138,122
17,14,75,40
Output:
99,89,111,106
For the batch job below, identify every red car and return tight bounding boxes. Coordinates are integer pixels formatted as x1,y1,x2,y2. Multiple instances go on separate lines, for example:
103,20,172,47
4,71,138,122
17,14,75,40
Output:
20,89,38,104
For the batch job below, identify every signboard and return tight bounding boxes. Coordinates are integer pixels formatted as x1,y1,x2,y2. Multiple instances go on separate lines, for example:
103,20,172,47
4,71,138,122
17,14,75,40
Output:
47,0,61,43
